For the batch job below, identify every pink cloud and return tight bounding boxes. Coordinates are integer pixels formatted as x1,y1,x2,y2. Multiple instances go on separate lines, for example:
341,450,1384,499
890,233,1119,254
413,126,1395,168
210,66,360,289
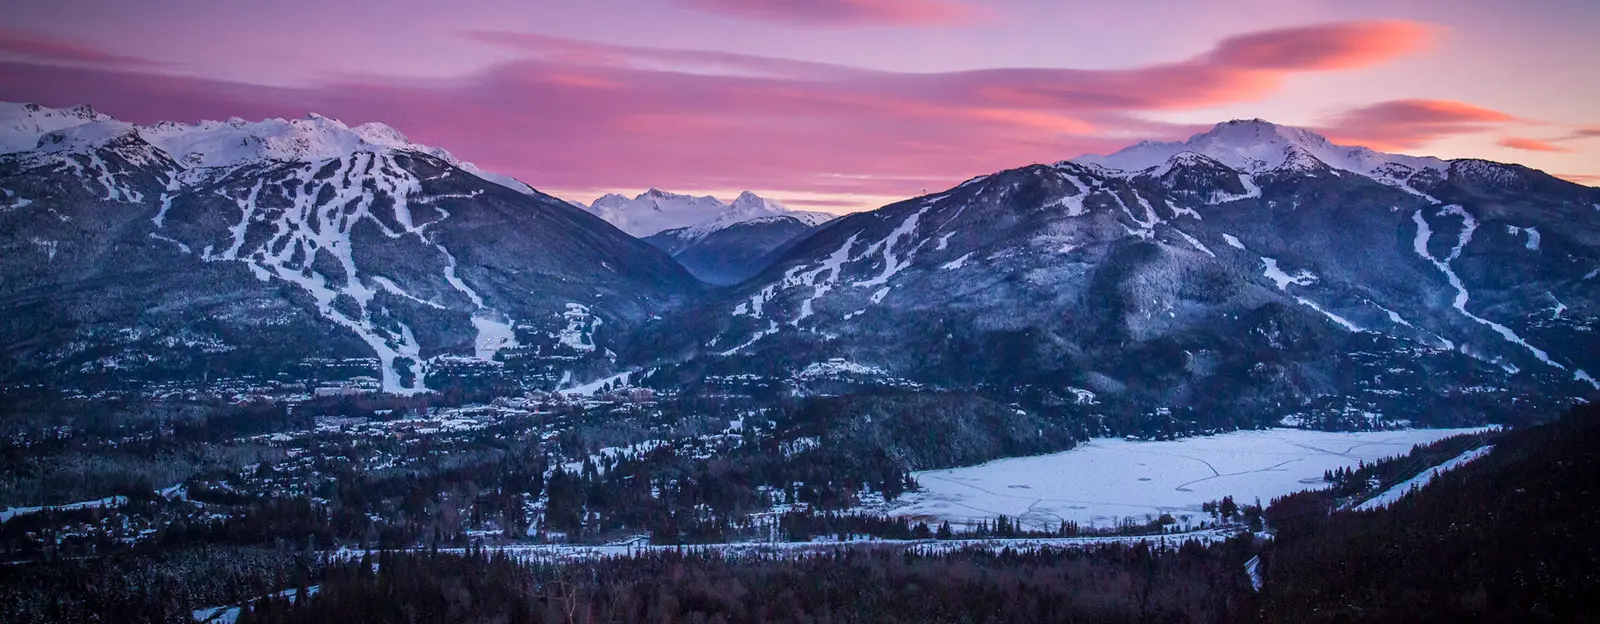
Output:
1317,99,1515,150
1208,20,1432,70
677,0,982,27
1556,173,1600,186
1497,137,1571,152
1,21,1436,207
0,28,160,68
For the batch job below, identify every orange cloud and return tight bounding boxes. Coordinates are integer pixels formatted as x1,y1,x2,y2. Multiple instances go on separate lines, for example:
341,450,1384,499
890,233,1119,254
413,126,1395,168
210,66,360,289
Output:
1556,173,1600,187
677,0,982,27
0,21,1435,207
1210,20,1433,71
1497,137,1572,152
1319,99,1514,150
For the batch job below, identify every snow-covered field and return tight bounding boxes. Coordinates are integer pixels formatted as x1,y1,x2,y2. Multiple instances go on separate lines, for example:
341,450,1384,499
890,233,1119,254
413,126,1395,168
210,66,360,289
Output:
893,427,1488,531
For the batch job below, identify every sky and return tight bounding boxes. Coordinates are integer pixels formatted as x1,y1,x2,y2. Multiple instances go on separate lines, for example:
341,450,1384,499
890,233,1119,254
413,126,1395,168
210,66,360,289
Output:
2,0,1597,212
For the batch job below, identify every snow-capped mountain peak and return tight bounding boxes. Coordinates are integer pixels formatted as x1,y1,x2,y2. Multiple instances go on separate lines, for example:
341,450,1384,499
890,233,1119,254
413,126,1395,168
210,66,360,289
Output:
585,189,834,238
0,102,536,194
1073,119,1446,179
1,102,115,154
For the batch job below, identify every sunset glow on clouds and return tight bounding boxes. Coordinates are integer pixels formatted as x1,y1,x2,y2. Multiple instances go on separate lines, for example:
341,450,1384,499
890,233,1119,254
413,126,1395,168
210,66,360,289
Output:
678,0,985,26
1,0,1596,210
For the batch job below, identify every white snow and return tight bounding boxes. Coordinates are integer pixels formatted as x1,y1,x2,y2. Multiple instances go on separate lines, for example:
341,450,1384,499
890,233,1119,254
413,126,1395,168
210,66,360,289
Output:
1,495,128,524
1507,225,1540,250
854,208,929,290
719,320,780,356
895,427,1486,531
1261,257,1316,291
562,370,633,396
555,303,601,352
940,252,974,270
0,103,112,154
1295,297,1362,332
585,188,833,238
1,103,531,194
792,235,860,324
1222,233,1246,250
1072,119,1447,182
797,359,888,378
470,311,518,361
197,153,448,394
1173,229,1215,257
1412,208,1577,380
1354,445,1494,511
1043,172,1092,216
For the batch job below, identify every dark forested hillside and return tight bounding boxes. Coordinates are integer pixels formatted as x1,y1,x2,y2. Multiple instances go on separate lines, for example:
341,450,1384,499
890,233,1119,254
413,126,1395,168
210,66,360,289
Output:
1257,404,1600,622
233,543,1257,624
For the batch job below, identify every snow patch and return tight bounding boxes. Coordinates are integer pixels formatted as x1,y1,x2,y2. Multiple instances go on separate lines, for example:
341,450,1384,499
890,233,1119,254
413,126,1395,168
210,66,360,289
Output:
941,252,974,270
1507,225,1540,250
1173,229,1215,258
1355,445,1494,511
1295,297,1361,332
1413,208,1566,373
1,495,128,524
1261,257,1316,291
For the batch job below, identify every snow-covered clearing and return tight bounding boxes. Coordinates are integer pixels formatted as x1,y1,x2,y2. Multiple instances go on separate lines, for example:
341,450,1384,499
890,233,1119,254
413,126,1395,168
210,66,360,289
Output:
1,496,128,524
894,427,1487,531
1354,445,1494,511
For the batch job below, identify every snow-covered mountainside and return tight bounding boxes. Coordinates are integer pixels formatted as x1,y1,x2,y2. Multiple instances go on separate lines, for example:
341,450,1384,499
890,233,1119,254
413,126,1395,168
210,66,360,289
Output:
640,120,1600,426
592,189,836,285
585,189,833,239
0,102,699,393
1075,119,1446,180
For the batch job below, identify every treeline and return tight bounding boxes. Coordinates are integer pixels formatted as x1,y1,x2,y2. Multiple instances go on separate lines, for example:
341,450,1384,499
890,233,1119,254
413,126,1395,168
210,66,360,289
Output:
233,540,1256,624
0,546,323,624
1321,428,1495,501
1257,404,1600,622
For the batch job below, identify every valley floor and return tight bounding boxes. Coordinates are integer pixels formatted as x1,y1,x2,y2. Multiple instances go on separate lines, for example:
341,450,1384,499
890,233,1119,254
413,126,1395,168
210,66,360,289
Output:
893,427,1490,530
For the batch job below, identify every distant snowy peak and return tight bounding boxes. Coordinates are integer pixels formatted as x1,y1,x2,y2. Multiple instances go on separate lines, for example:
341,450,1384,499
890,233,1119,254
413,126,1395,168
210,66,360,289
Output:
0,102,535,194
586,188,835,238
1073,119,1446,179
0,103,111,154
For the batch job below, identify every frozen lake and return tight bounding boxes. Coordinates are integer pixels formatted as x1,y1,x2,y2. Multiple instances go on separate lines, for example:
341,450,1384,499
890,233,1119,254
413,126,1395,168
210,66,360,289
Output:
893,427,1488,530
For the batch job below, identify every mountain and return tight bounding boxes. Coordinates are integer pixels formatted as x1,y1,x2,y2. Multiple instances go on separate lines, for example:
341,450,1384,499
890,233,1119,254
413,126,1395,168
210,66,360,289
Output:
584,188,833,238
592,190,836,284
639,119,1600,426
0,103,701,394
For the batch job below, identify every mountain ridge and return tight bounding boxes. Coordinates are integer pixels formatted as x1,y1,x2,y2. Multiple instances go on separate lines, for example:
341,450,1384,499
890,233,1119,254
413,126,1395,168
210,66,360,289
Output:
0,102,700,394
637,119,1600,427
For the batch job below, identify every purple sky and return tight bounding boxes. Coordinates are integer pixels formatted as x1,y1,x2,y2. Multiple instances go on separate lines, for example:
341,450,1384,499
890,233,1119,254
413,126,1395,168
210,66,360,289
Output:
3,0,1597,211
